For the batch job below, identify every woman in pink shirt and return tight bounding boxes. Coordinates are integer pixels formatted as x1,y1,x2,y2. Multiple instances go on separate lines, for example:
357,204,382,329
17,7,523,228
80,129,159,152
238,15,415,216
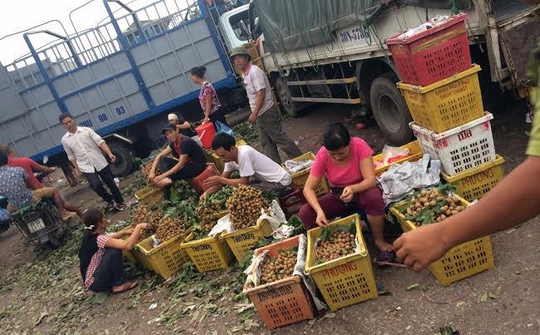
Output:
299,123,394,261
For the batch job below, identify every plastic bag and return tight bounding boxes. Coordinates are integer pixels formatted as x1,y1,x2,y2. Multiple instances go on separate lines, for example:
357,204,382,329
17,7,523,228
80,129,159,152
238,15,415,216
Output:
381,144,411,165
377,154,441,205
283,159,313,174
214,120,235,137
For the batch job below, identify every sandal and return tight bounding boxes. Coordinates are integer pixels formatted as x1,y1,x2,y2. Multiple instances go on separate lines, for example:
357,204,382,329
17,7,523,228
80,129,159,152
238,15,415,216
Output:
375,250,396,267
112,281,138,294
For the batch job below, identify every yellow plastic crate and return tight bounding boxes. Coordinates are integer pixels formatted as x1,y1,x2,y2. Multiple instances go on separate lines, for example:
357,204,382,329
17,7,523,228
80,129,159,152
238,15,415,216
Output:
373,140,423,176
221,219,273,263
390,197,494,286
133,229,192,280
285,152,329,196
242,236,314,329
398,64,484,133
442,155,505,202
181,231,234,272
134,186,163,207
305,214,378,311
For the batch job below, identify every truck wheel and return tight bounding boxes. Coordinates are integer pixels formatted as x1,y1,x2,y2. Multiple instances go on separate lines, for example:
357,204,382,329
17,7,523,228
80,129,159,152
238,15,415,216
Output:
369,72,412,145
275,77,299,117
108,142,134,177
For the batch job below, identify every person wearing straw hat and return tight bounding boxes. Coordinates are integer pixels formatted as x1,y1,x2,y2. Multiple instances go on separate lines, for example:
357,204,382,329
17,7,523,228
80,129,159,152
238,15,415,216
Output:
229,46,302,164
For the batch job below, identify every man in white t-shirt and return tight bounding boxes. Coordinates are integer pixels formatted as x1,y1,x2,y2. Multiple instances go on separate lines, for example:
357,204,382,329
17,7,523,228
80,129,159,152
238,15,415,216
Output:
201,133,292,198
229,47,301,164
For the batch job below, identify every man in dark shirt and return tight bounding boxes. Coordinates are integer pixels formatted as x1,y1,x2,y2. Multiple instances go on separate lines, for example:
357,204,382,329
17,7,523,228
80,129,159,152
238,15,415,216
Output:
148,124,207,199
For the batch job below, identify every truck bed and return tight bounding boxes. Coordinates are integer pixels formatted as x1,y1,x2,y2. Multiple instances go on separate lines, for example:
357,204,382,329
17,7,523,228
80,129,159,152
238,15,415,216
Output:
492,0,536,22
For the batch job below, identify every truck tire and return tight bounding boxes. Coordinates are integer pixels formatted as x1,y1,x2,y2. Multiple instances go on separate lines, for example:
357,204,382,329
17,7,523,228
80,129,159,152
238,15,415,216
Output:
369,72,412,145
108,142,134,177
275,77,300,117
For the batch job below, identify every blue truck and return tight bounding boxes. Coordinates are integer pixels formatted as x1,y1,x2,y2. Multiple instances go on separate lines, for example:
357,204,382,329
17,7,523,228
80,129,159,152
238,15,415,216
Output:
0,0,252,176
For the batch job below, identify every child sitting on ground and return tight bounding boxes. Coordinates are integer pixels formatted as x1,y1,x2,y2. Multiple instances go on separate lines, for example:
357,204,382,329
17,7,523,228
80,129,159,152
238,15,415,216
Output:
79,208,150,293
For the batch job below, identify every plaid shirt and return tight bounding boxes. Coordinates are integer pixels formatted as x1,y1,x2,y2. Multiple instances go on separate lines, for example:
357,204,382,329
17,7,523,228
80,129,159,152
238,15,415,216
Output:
84,234,111,288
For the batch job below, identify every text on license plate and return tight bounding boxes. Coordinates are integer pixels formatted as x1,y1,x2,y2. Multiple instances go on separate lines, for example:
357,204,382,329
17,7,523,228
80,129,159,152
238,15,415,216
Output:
27,218,45,233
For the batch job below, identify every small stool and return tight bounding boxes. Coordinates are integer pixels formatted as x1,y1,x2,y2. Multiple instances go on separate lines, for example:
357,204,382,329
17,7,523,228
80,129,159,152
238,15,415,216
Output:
188,163,220,193
279,186,306,220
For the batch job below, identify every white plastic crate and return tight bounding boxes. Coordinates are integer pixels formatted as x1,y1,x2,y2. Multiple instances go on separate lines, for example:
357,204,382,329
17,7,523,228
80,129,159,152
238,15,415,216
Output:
410,112,496,175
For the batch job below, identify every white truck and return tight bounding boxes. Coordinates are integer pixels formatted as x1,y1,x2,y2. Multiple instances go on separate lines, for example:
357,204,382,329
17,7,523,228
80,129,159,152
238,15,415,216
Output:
248,0,540,144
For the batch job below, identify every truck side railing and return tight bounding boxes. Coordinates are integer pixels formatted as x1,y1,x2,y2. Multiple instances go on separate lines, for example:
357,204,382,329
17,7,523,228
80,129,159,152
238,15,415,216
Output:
0,0,237,162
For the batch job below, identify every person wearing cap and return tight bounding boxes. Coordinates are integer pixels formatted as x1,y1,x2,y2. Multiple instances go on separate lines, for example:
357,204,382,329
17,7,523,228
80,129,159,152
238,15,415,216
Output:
167,113,196,137
167,113,203,147
201,132,292,199
148,123,207,199
229,47,302,164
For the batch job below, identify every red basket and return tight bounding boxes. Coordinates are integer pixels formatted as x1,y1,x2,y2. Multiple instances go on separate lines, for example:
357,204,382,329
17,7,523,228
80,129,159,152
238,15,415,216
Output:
188,163,219,193
386,13,471,86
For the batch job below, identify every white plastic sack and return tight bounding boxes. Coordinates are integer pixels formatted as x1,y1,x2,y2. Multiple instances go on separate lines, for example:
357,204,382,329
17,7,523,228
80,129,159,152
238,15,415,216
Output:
378,154,441,206
283,159,313,174
244,235,327,312
209,200,285,237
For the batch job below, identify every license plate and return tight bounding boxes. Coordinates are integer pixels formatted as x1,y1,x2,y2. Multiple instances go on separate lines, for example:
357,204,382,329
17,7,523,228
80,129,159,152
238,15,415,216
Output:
27,218,45,233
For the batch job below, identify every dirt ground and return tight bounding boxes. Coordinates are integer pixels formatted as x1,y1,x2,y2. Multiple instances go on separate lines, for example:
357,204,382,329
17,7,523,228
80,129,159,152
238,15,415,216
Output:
1,95,538,335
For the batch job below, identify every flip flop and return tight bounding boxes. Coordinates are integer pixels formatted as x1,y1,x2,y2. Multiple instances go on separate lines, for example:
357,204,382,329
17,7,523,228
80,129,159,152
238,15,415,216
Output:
376,250,396,266
112,281,138,294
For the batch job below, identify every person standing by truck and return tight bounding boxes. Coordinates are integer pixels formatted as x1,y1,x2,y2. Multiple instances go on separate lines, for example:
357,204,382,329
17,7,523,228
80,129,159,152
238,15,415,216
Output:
189,66,229,128
59,113,127,212
229,47,302,164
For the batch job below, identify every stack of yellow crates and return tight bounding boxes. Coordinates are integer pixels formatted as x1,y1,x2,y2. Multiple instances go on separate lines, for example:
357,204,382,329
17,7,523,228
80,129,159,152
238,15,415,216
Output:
386,13,504,201
385,13,501,285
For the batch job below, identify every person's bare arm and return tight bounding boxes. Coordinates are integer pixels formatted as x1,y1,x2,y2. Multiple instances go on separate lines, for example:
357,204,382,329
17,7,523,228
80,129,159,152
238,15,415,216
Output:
99,142,116,162
341,156,376,202
105,223,150,250
204,94,213,119
149,146,172,179
303,174,328,226
157,154,187,178
176,121,192,130
34,163,56,174
394,156,540,271
248,89,266,124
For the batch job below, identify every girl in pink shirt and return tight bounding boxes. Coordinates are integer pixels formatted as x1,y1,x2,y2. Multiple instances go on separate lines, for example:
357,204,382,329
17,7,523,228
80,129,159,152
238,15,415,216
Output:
299,123,394,261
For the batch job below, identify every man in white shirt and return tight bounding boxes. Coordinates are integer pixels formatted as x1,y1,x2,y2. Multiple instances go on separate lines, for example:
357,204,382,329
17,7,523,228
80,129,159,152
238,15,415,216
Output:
59,113,126,211
229,47,302,164
202,133,292,198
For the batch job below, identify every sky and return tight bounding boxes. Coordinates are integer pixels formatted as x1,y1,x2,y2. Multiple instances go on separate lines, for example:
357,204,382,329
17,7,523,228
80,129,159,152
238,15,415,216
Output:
0,0,113,65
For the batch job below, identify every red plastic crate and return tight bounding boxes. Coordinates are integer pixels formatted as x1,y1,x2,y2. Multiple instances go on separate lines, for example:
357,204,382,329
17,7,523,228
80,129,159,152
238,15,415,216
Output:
188,163,219,193
386,13,471,86
279,187,306,219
